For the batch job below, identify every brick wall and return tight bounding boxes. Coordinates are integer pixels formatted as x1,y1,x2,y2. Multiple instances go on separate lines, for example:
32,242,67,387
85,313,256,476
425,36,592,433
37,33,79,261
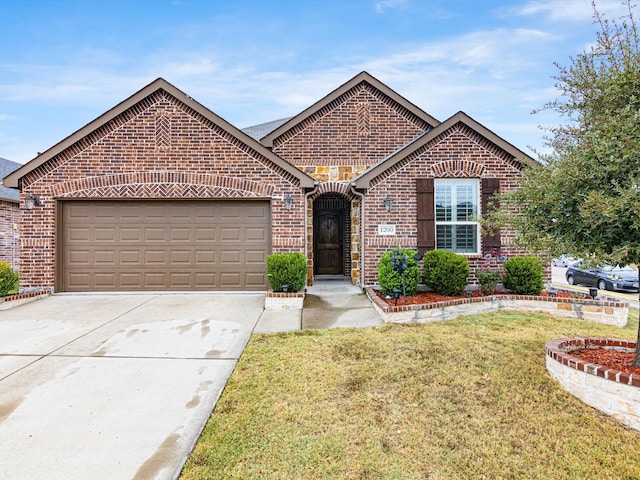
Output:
362,123,529,286
19,91,306,290
0,201,19,269
272,82,430,172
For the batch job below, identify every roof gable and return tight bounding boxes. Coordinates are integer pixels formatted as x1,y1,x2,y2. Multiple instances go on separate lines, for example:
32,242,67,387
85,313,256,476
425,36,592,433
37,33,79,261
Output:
4,79,315,189
260,71,440,148
352,111,538,189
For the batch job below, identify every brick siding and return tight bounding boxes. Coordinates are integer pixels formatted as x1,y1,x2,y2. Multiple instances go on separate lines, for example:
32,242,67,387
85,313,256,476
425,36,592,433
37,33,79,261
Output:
362,124,528,286
0,201,19,269
18,91,306,290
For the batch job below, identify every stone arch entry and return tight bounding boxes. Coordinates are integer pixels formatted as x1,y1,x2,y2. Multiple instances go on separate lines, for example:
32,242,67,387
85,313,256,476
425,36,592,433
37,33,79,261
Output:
313,194,351,277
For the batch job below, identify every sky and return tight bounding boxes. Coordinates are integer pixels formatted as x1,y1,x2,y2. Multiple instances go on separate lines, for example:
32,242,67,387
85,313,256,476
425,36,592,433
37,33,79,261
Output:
0,0,633,165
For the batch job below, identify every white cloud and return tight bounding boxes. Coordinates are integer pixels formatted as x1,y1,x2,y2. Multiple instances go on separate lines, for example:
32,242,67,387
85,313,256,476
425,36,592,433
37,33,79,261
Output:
374,0,409,13
516,0,630,22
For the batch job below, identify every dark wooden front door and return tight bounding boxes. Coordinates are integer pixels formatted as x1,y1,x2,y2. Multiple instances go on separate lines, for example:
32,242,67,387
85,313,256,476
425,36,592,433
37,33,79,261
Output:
314,210,343,275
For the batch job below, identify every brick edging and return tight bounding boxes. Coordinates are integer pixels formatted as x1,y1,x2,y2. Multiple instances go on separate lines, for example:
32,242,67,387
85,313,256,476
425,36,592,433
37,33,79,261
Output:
365,288,627,314
545,337,640,387
0,289,51,309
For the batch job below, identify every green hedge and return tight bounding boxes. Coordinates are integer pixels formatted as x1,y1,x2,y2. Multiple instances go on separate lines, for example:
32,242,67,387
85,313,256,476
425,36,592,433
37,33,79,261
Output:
266,252,307,292
376,248,421,296
422,250,470,296
502,256,544,295
0,262,19,296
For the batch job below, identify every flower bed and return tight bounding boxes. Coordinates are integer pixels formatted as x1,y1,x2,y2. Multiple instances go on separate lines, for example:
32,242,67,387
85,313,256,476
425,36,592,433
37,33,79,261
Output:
366,288,629,327
546,338,640,431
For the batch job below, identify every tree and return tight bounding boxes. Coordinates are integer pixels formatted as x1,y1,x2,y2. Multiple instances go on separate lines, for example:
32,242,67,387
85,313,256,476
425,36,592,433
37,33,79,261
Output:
490,1,640,365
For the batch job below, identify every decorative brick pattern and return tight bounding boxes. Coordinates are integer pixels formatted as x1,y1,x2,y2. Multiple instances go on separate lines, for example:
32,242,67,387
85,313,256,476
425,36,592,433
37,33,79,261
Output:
155,112,171,150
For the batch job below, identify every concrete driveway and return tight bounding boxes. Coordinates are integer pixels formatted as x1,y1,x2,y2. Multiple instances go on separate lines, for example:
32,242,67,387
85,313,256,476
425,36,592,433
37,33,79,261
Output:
0,293,265,480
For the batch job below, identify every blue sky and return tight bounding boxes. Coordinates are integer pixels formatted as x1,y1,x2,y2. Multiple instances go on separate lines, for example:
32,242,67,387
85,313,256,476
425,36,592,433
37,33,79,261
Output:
0,0,632,164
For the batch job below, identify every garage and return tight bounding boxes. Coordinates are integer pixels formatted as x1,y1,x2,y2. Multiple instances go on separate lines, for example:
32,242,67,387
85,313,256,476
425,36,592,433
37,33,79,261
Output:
59,200,271,292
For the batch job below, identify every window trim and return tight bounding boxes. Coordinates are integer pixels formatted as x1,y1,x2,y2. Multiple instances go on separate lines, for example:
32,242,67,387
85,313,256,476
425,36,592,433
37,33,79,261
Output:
434,178,480,255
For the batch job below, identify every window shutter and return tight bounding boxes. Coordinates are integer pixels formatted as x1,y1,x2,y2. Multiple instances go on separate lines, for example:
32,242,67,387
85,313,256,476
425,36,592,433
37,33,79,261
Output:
417,178,435,253
481,178,501,253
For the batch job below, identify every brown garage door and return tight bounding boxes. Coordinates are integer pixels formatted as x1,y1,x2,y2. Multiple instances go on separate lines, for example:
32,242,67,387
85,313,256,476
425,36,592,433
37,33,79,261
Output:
59,200,270,292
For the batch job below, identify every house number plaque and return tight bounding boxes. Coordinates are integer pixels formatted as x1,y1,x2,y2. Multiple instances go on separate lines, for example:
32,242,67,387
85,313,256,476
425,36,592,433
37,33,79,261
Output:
378,225,396,235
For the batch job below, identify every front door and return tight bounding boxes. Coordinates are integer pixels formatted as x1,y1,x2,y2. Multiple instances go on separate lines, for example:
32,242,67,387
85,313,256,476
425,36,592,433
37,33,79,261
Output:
314,209,344,275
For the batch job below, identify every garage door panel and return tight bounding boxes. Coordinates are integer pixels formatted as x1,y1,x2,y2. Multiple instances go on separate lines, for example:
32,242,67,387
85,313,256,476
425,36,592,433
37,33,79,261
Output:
246,227,267,242
121,228,142,242
61,200,270,291
68,250,90,265
221,228,241,241
246,250,266,264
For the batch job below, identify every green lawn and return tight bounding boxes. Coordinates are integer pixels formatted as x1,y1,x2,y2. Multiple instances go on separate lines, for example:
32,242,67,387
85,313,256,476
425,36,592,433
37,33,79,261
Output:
181,309,640,480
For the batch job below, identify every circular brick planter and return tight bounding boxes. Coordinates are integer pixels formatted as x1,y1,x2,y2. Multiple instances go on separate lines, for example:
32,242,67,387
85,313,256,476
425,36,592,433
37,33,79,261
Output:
546,338,640,431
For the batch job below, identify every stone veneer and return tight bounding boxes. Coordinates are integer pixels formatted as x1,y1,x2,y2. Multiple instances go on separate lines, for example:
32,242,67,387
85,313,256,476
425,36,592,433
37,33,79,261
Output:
366,289,628,327
546,338,640,431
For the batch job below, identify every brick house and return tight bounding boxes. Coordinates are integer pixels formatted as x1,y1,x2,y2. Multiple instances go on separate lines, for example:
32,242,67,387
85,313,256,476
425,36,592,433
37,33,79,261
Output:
3,72,536,292
0,158,21,269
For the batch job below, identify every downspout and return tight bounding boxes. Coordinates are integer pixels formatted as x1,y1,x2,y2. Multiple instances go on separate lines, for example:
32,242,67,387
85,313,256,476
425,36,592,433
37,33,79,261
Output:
349,183,365,290
304,182,320,286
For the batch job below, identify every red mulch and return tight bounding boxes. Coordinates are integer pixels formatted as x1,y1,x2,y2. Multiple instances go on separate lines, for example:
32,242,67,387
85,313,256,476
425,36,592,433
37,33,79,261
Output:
375,289,575,306
571,348,640,376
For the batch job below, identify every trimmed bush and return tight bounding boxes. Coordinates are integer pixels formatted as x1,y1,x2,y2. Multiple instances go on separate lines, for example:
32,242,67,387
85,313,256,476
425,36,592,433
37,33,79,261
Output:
266,252,307,292
422,250,470,296
376,248,421,296
0,262,19,296
502,256,544,295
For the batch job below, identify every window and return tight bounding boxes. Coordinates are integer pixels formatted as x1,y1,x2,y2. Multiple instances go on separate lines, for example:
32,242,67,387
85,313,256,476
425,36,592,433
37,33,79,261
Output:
435,179,479,254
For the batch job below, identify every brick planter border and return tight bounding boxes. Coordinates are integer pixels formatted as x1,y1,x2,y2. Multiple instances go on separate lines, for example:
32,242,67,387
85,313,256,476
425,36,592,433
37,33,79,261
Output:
0,289,51,310
366,288,629,327
265,290,305,310
546,338,640,431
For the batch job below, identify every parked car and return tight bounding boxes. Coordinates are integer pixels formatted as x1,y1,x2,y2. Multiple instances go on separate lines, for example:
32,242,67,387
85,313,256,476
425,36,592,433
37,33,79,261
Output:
565,263,639,292
552,255,575,267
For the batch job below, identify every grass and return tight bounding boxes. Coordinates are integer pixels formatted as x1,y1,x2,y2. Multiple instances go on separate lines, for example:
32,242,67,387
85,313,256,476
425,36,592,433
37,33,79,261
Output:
181,308,640,480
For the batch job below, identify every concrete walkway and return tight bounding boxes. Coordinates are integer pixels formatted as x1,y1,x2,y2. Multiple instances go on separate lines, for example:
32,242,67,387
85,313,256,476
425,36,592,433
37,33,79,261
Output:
0,280,380,480
255,278,383,333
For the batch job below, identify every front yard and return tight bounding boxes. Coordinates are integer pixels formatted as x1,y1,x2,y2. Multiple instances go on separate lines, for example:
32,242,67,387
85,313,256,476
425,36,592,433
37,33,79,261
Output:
181,309,640,479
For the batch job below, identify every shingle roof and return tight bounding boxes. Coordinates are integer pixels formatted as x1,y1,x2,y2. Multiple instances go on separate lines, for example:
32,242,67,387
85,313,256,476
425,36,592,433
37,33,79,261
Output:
242,117,293,141
0,157,20,202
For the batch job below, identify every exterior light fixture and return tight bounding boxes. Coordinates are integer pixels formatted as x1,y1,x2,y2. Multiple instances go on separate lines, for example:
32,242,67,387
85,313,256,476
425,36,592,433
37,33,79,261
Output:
282,283,289,293
589,287,598,299
284,195,293,211
392,288,402,305
24,194,42,210
465,289,473,298
548,289,557,297
383,195,393,212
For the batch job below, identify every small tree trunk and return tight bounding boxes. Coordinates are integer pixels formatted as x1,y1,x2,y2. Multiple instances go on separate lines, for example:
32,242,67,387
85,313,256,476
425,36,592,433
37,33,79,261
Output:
634,266,640,368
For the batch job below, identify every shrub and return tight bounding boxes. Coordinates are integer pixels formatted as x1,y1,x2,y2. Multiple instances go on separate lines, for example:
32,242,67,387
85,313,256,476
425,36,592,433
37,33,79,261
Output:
0,262,19,296
376,248,421,296
422,250,470,296
475,261,504,295
266,252,307,292
502,256,544,295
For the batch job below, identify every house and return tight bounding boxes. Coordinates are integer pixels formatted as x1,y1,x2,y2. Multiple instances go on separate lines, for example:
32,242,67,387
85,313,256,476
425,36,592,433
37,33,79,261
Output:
0,158,21,269
3,72,536,292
